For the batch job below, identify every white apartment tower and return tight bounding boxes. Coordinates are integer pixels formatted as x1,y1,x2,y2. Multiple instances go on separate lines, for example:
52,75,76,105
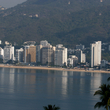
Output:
0,40,2,44
91,41,101,67
4,45,14,63
54,44,67,66
80,51,86,63
0,47,4,59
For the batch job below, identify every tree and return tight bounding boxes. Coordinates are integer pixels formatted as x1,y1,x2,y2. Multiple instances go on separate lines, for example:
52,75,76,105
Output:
43,105,60,110
94,84,110,110
107,98,110,110
107,77,110,81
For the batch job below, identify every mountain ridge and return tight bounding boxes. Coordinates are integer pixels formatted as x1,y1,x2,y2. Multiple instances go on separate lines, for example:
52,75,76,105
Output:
0,0,110,47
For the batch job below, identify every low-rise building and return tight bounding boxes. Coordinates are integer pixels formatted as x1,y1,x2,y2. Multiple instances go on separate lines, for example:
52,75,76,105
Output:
68,55,78,67
76,44,85,50
100,60,108,68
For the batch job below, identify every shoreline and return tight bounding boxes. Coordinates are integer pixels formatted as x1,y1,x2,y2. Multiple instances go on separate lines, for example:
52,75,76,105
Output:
0,64,110,73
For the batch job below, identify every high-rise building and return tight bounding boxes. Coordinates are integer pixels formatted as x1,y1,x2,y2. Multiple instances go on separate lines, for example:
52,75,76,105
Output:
36,40,52,64
36,45,42,63
76,50,86,63
15,48,23,62
54,44,67,66
24,45,36,63
24,46,30,63
41,45,54,65
91,41,101,67
4,45,14,63
0,47,4,59
0,40,2,44
28,45,36,63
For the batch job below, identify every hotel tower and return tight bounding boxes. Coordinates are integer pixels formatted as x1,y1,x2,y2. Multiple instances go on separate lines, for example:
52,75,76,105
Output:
91,41,101,67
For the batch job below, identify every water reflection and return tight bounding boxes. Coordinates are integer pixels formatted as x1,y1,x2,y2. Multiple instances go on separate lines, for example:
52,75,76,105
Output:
90,73,102,94
0,68,109,110
62,71,68,96
0,68,37,93
0,68,106,95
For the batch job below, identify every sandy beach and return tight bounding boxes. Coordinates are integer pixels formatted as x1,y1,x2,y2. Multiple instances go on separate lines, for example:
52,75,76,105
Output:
0,64,110,73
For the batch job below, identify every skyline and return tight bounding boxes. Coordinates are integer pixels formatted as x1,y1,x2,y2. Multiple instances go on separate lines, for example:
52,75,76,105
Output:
0,0,26,8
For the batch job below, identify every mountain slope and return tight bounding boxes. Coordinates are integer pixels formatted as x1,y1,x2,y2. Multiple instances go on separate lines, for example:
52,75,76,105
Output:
0,0,110,47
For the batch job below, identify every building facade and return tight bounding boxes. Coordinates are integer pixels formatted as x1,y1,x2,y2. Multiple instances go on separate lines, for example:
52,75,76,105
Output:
24,45,36,63
24,46,30,63
76,50,86,63
54,44,67,66
36,40,53,65
0,47,4,59
36,45,42,63
91,41,101,67
15,48,23,62
68,55,78,67
41,46,54,65
28,45,36,63
4,45,14,63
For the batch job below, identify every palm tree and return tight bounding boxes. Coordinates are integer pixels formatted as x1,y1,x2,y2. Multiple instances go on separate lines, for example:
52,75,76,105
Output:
94,84,110,110
107,98,110,110
107,77,110,81
43,104,60,110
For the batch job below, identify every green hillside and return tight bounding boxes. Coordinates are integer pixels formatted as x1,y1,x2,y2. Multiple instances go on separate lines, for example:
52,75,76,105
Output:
0,0,110,47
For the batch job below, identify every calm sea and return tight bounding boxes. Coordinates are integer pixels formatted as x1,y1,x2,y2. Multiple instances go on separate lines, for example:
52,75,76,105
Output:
0,67,109,110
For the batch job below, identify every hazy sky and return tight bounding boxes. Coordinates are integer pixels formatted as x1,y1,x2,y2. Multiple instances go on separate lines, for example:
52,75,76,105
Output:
0,0,27,8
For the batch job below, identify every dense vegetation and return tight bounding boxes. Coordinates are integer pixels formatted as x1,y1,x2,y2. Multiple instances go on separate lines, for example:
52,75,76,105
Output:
94,77,110,110
0,0,110,47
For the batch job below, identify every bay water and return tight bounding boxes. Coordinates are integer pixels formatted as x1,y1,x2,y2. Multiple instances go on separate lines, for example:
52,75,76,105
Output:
0,67,109,110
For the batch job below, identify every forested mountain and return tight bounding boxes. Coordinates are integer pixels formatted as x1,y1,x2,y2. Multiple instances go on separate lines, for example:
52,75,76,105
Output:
0,0,110,47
